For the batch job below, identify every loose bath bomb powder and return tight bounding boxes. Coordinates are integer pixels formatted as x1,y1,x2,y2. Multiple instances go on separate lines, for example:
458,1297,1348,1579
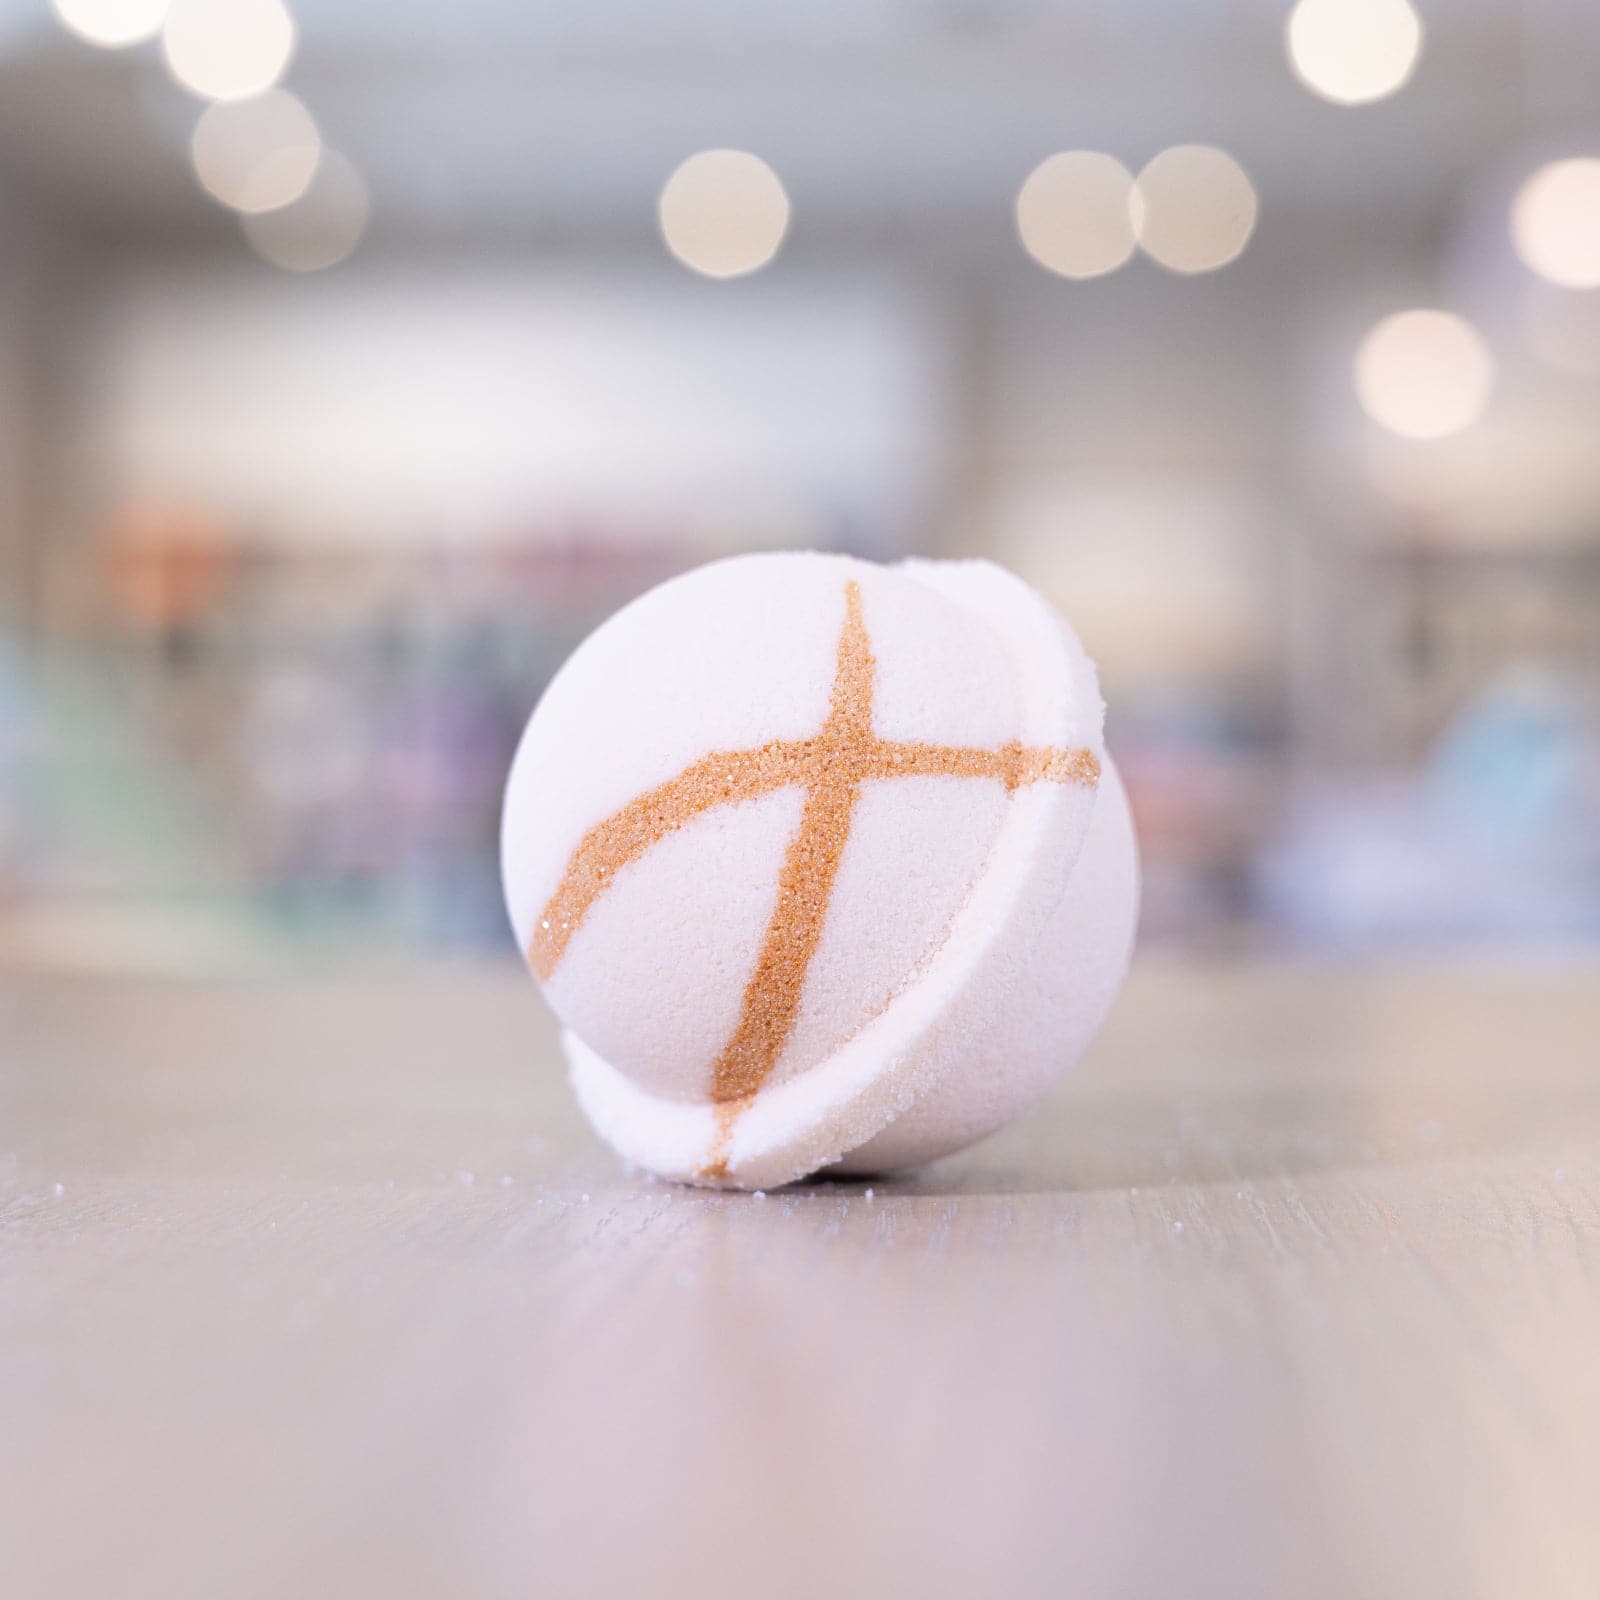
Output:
502,552,1138,1189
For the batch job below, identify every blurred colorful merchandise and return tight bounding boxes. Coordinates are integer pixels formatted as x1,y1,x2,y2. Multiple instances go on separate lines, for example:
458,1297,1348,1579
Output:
100,500,238,636
1262,668,1600,950
0,634,26,904
4,521,791,969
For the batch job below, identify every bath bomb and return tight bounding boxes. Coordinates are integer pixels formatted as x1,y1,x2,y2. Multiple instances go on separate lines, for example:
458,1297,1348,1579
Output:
501,552,1138,1190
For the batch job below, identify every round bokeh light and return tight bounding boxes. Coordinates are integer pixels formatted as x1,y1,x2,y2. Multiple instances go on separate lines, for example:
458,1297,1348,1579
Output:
1354,309,1494,440
1287,0,1423,106
1132,146,1258,274
658,150,791,279
163,0,295,102
50,0,169,48
1512,159,1600,290
1015,151,1138,280
242,150,369,272
191,90,320,214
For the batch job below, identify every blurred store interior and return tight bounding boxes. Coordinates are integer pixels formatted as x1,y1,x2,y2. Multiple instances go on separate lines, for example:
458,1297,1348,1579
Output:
0,0,1597,975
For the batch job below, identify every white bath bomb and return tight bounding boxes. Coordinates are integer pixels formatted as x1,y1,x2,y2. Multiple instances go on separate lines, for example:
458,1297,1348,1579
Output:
501,552,1138,1189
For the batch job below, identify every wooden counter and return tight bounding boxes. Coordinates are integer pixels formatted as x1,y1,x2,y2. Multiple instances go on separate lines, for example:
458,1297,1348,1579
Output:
3,960,1598,1597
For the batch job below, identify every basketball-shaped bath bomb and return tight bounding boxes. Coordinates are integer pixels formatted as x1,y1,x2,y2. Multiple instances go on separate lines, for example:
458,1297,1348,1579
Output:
501,552,1138,1189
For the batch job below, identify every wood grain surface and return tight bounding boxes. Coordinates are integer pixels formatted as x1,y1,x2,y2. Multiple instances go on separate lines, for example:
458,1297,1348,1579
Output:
3,959,1599,1599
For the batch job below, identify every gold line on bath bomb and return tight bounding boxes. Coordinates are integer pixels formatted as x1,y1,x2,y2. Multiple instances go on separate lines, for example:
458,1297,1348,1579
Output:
501,552,1139,1189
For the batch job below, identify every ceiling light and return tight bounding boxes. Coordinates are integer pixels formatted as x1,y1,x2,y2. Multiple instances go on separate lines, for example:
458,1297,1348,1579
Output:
658,150,791,279
1132,146,1258,274
191,90,320,213
50,0,169,48
1511,159,1600,290
163,0,295,102
1286,0,1423,106
1015,152,1137,280
242,150,368,272
1354,310,1494,440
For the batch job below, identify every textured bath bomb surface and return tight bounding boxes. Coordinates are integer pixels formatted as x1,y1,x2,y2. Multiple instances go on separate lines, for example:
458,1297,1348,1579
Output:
501,551,1138,1189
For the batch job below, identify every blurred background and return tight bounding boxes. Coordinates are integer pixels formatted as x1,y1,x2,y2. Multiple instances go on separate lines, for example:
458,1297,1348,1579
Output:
1,0,1597,977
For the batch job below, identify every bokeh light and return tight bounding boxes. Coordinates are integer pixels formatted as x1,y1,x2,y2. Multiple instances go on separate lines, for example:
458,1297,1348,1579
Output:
1354,309,1494,439
1286,0,1423,107
162,0,295,102
1131,146,1258,274
658,150,790,279
50,0,168,48
1511,159,1600,289
241,150,369,271
1015,152,1137,280
191,90,320,214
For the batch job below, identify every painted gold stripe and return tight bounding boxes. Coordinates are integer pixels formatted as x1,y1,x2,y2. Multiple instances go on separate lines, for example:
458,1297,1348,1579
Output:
706,577,875,1107
528,739,812,981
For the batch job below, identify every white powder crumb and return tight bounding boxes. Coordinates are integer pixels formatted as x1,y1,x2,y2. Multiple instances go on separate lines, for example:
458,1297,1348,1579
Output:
52,1183,65,1198
1172,1220,1184,1232
580,1193,591,1204
458,1172,476,1186
500,1174,514,1187
753,1190,767,1201
865,1188,875,1200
